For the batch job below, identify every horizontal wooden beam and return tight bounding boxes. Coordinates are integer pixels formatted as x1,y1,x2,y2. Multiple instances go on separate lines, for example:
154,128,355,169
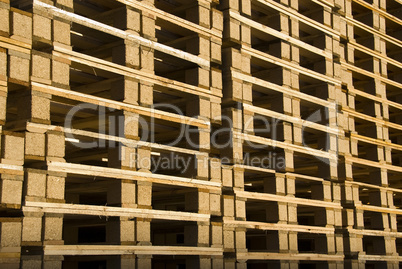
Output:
238,252,344,261
234,131,338,161
224,219,335,234
43,245,223,256
235,190,342,209
47,161,222,191
23,201,211,222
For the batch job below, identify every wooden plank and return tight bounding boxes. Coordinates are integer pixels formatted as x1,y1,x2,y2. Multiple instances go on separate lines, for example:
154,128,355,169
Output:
232,70,334,108
234,190,342,209
348,227,402,238
33,0,210,69
285,172,324,182
358,254,402,262
23,201,210,222
243,103,343,136
350,181,402,194
32,81,210,129
43,245,223,256
54,45,221,101
234,164,276,175
230,11,332,59
47,161,222,190
355,203,402,215
234,131,338,161
238,252,344,261
0,163,24,176
224,219,335,234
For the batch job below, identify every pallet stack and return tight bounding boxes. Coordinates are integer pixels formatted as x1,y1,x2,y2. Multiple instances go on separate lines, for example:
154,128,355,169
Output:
0,0,401,268
339,0,402,267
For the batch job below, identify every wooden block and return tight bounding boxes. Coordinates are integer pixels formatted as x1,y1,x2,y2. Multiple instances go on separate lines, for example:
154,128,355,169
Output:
46,175,65,200
209,158,221,182
126,7,141,32
43,216,63,241
137,181,152,207
53,19,70,45
211,40,222,64
211,68,222,90
25,169,46,198
223,16,240,41
9,55,30,83
46,133,64,158
25,132,45,157
0,95,6,124
223,195,234,218
222,166,232,187
0,174,22,207
0,221,21,247
241,24,251,45
212,9,223,31
235,230,246,249
210,193,221,215
211,222,222,247
223,228,234,250
139,83,153,107
235,198,245,219
0,48,6,80
123,112,139,139
198,190,210,213
1,133,24,163
233,167,243,188
211,101,221,122
0,7,9,35
32,53,50,80
137,147,151,170
141,13,155,38
197,154,209,178
140,47,153,72
22,216,42,242
136,219,151,243
33,14,51,40
52,60,69,86
11,9,32,41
